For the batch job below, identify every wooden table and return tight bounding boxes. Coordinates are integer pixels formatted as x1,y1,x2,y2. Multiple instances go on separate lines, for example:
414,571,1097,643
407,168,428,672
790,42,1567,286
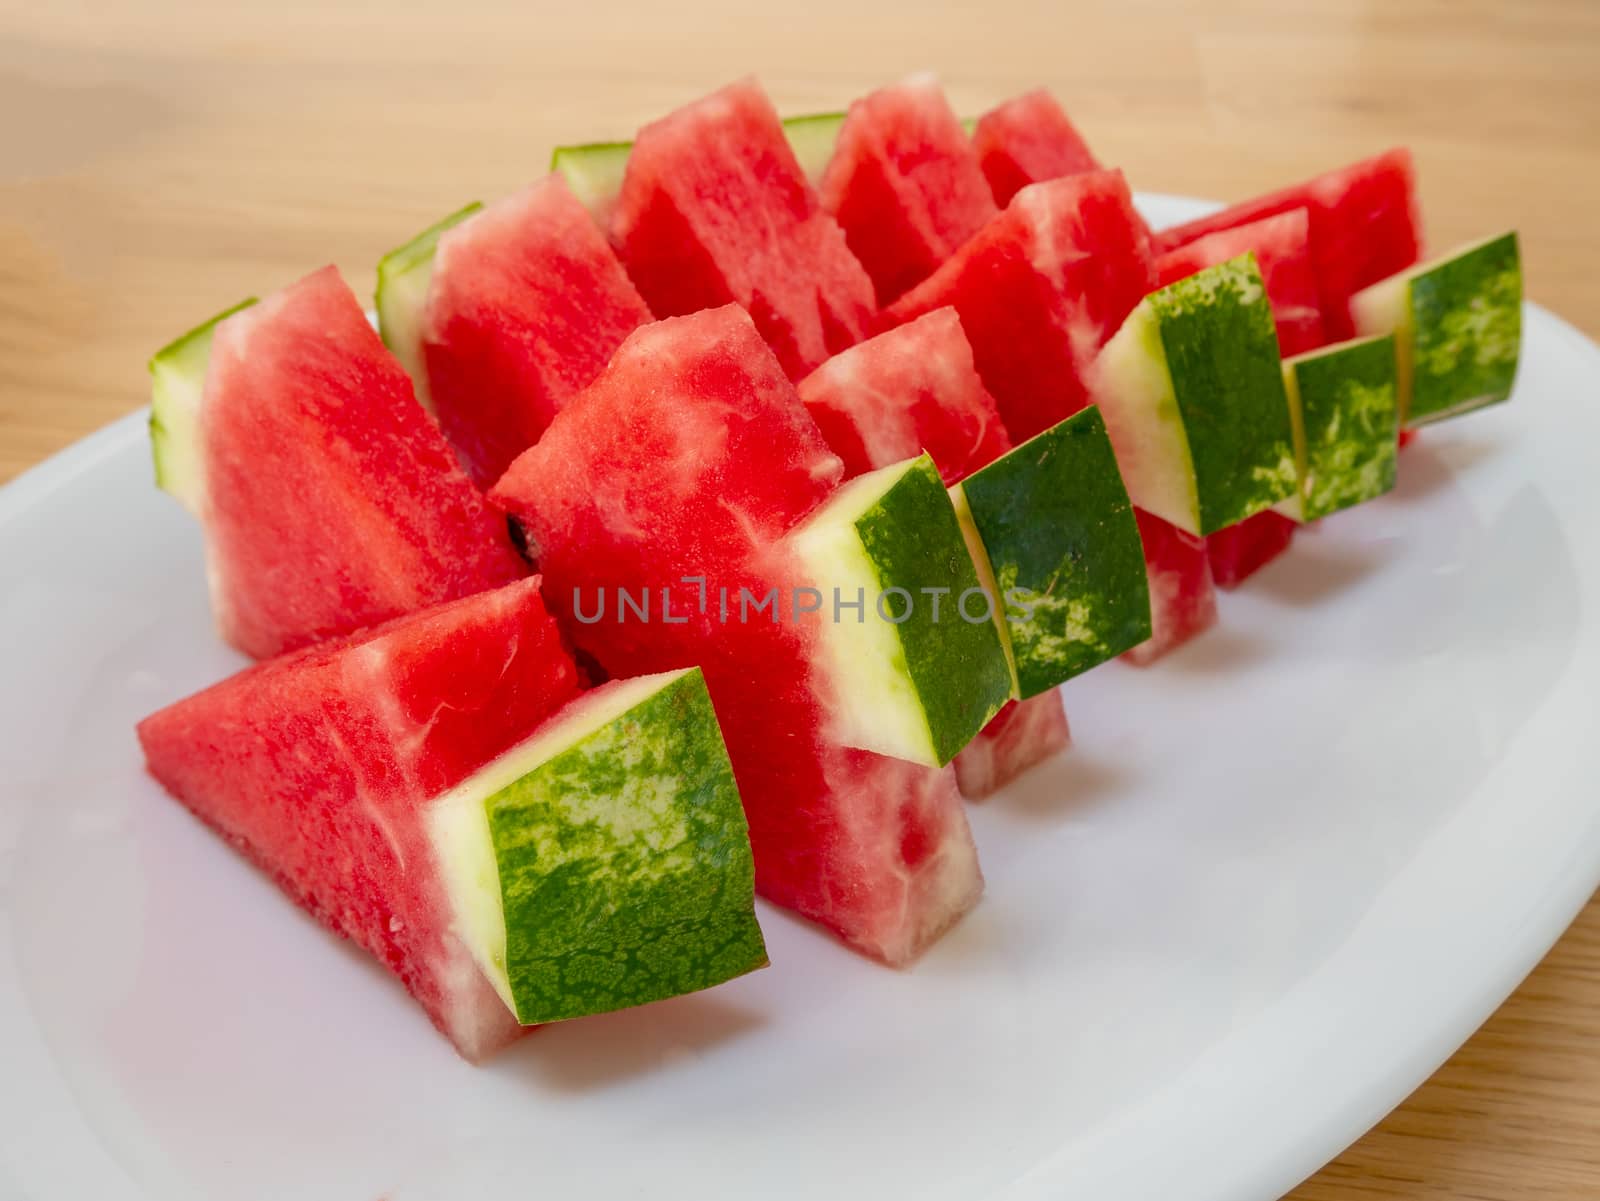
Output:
2,1,1596,1195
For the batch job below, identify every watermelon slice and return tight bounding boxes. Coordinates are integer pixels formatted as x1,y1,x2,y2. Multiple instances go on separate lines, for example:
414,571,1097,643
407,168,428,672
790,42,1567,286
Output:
1152,148,1422,339
817,75,997,305
970,88,1101,207
953,408,1152,696
136,578,526,1058
375,177,653,488
783,454,1013,767
1122,507,1219,666
611,78,877,380
951,693,1072,800
1091,255,1298,537
1351,232,1521,427
887,170,1155,444
492,306,984,963
796,307,1011,486
1153,209,1324,585
551,113,844,229
1154,208,1326,357
1278,334,1399,521
148,266,526,659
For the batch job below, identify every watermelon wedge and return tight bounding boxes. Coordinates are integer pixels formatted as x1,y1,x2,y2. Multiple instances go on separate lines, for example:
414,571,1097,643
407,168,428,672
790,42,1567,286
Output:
1122,507,1219,666
1351,232,1521,427
148,266,526,659
887,170,1155,444
796,307,1011,486
492,306,985,963
1152,148,1422,339
952,694,1072,799
611,78,877,380
375,176,653,488
1153,209,1324,585
971,89,1101,207
818,75,998,305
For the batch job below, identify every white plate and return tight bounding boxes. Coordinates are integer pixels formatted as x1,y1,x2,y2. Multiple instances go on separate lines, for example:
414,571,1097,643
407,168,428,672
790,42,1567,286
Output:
2,194,1598,1201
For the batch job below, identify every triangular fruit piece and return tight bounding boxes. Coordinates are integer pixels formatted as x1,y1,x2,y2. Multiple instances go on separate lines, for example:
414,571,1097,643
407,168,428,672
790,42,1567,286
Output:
1205,511,1299,590
796,307,1011,485
1121,507,1219,666
1351,232,1521,428
888,170,1154,444
611,78,877,380
138,579,577,1065
1091,255,1298,537
818,75,998,305
952,694,1071,799
492,307,985,963
147,266,525,659
971,88,1101,207
376,177,653,488
1152,148,1422,339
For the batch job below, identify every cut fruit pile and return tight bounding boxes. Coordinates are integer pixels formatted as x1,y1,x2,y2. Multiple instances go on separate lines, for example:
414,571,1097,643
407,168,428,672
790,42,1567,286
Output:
138,72,1523,1061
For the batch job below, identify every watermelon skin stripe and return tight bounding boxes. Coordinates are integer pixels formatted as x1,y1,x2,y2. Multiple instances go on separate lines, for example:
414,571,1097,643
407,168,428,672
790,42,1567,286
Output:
1282,335,1400,522
488,669,768,1024
958,409,1152,698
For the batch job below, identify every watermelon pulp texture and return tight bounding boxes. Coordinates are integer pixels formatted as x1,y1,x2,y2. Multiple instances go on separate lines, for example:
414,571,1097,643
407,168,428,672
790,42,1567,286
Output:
818,76,998,306
612,77,877,381
1153,211,1325,584
492,307,983,962
971,89,1101,207
888,170,1155,444
792,307,1076,794
1122,507,1219,666
137,578,582,1061
1155,208,1326,357
1152,148,1422,340
418,176,653,488
796,307,1011,487
194,266,525,658
952,693,1071,799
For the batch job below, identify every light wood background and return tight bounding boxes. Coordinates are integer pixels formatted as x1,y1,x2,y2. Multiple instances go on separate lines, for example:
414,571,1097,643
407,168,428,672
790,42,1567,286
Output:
2,1,1596,1196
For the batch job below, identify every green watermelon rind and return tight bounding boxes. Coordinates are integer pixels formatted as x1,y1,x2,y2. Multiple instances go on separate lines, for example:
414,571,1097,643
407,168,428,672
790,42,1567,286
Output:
956,409,1153,698
1278,335,1400,523
374,201,484,409
148,297,258,515
1352,232,1522,429
782,111,847,182
1096,255,1298,536
790,455,1013,768
429,667,767,1026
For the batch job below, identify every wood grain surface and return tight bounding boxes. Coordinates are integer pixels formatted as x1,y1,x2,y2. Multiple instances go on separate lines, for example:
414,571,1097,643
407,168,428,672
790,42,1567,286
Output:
1,1,1596,1196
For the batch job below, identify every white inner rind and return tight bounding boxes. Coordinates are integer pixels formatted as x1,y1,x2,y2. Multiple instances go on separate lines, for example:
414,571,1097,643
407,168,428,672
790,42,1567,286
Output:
149,343,210,518
949,483,1021,695
1350,275,1414,422
375,256,437,412
1273,361,1309,523
788,460,939,767
425,668,694,1018
1091,304,1202,536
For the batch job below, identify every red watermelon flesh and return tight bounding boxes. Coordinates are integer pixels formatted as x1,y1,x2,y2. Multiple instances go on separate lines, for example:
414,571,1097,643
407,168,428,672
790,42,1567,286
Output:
492,306,984,963
971,88,1101,207
887,170,1155,444
796,307,1011,487
421,175,652,489
611,77,877,381
1150,148,1422,339
1122,507,1219,666
1154,208,1326,356
201,266,526,659
1206,510,1300,590
818,76,998,306
952,693,1071,799
137,577,583,1061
